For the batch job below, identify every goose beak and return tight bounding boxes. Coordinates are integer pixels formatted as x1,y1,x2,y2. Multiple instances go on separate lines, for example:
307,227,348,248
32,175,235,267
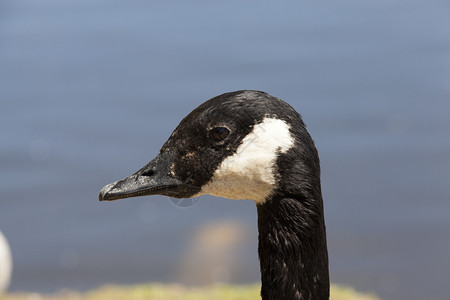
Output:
99,150,195,201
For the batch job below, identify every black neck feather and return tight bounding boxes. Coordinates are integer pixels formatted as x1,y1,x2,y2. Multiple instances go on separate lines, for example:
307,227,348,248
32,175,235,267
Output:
257,194,329,300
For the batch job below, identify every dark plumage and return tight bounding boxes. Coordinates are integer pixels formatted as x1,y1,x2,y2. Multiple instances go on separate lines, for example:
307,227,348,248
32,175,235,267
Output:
99,90,329,300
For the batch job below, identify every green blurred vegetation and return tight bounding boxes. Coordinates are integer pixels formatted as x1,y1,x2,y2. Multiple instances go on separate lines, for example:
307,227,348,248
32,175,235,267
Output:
2,283,381,300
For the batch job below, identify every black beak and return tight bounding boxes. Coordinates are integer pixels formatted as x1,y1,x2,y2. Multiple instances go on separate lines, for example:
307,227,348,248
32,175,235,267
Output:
99,150,198,201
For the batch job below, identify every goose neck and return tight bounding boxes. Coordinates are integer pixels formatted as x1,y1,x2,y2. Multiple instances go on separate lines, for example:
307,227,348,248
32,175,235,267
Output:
257,195,329,300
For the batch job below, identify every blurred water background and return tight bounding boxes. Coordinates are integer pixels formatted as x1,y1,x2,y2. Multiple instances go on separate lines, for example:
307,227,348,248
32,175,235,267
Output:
1,1,449,299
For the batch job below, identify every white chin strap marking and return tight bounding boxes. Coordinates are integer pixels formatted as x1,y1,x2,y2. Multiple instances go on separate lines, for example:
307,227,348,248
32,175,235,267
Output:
198,117,294,203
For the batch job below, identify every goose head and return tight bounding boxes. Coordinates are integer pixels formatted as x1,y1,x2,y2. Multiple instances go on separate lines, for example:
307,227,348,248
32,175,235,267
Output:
99,90,318,205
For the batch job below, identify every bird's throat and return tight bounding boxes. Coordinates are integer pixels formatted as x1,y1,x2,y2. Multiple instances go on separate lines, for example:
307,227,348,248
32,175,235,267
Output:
257,196,329,300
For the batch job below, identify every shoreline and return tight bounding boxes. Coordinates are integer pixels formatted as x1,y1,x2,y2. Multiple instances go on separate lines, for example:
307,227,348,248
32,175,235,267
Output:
2,283,381,300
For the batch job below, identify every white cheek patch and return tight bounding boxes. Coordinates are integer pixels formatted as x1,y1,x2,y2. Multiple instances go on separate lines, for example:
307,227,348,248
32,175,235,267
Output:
197,117,294,203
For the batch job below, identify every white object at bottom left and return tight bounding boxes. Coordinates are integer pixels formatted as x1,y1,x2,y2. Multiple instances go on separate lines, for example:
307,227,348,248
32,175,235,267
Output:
0,230,12,294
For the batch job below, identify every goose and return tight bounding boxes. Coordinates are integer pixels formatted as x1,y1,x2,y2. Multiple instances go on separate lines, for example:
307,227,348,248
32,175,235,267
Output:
0,230,12,294
99,90,329,300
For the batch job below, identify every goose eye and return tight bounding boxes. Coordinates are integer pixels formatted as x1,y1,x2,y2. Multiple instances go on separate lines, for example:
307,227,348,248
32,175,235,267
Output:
210,127,230,142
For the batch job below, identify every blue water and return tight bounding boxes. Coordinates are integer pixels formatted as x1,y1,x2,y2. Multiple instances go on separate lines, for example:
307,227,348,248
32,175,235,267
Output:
1,1,450,299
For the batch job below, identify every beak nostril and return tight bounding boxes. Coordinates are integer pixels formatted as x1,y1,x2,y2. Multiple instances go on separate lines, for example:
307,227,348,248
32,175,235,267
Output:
141,169,155,177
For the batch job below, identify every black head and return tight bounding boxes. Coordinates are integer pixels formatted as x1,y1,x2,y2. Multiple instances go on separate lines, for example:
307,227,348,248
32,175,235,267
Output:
99,90,319,204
